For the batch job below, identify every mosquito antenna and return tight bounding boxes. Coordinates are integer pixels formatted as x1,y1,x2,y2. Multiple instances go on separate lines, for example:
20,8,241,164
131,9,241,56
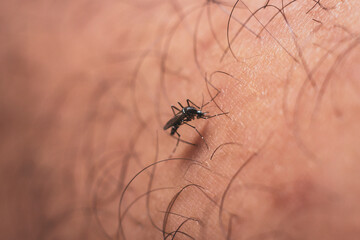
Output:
202,73,221,109
201,93,205,111
204,72,232,120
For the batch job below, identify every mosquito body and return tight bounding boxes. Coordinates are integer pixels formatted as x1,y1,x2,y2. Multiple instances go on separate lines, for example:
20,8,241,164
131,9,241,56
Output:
163,103,205,135
164,99,227,153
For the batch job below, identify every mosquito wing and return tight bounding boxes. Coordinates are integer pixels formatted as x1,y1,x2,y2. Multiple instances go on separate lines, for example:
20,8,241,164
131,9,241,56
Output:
163,114,183,130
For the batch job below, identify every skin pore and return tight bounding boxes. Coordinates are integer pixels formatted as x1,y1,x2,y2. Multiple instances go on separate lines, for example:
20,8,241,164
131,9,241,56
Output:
1,0,360,239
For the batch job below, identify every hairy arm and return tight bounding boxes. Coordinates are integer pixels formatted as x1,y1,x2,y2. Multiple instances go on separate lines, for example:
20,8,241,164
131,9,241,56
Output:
1,0,360,239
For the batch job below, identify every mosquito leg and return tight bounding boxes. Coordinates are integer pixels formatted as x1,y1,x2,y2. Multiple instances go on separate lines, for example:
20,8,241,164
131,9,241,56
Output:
171,105,181,116
178,102,184,109
207,73,222,94
171,131,181,155
184,123,209,150
202,74,221,109
201,91,220,109
205,112,229,119
201,94,204,108
186,99,200,109
201,73,230,120
170,135,196,146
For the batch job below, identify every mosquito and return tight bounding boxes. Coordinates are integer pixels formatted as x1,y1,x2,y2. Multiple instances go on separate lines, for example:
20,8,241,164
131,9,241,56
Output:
163,98,228,154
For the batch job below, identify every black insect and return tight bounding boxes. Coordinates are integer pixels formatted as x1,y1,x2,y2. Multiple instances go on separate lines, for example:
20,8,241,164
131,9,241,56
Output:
164,98,227,153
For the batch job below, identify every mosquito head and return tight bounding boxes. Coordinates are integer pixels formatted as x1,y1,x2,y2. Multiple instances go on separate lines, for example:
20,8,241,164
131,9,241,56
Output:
197,111,207,119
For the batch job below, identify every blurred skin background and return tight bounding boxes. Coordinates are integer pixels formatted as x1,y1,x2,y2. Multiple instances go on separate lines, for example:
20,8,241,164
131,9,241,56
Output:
1,0,360,239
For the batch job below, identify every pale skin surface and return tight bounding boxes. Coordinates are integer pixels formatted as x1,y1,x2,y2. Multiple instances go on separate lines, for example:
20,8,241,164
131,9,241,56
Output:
1,0,360,239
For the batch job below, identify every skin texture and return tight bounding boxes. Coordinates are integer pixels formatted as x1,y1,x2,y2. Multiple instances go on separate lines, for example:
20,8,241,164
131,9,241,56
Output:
1,0,360,239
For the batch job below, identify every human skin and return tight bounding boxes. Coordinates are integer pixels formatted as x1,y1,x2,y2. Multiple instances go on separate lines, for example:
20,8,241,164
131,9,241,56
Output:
1,0,360,240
